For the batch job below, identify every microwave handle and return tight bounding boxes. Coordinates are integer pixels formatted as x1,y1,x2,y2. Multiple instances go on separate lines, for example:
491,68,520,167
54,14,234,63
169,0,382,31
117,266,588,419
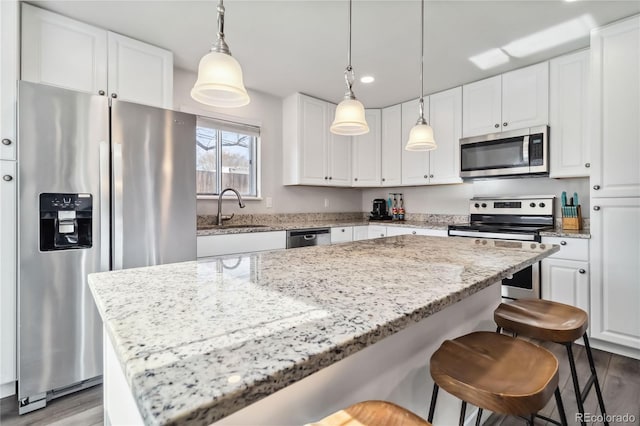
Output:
522,135,530,163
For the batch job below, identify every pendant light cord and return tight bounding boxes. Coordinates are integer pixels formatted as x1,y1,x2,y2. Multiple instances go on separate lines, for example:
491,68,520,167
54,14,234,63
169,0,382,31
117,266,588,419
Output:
213,0,231,54
343,0,355,99
418,0,425,121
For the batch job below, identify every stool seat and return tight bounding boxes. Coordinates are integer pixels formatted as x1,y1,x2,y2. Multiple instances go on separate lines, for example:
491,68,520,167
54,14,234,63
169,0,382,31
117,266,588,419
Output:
430,331,559,416
494,299,588,343
310,401,431,426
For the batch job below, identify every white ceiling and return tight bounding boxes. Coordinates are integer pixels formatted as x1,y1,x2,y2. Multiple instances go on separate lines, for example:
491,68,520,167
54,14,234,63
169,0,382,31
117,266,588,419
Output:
29,0,640,108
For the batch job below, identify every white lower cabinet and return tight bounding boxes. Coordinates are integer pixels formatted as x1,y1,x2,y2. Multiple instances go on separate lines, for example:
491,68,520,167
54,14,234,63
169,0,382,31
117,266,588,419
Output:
330,227,353,244
589,198,640,351
367,225,387,239
540,237,589,313
197,231,286,258
541,259,589,313
386,226,447,237
352,226,369,241
0,160,16,396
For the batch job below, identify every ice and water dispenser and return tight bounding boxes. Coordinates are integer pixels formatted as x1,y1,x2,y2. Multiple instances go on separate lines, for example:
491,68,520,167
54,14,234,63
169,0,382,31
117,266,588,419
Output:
39,193,93,251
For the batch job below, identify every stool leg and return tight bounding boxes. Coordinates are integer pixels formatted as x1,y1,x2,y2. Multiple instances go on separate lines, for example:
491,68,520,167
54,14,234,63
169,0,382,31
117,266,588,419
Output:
475,408,483,426
459,401,467,426
554,387,568,426
565,343,586,426
428,383,439,423
496,326,502,333
583,333,609,426
529,413,535,425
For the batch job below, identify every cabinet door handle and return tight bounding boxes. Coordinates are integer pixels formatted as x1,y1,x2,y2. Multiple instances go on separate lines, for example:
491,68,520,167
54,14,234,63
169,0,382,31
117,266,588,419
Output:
354,177,358,182
324,176,328,180
579,269,586,274
382,178,386,182
494,124,499,128
98,90,105,96
341,229,345,232
593,206,600,211
424,174,428,179
2,138,12,146
412,231,417,235
329,176,332,180
111,93,118,98
503,122,508,127
430,174,434,178
2,175,13,182
380,234,384,237
593,185,600,190
585,163,591,168
560,241,567,246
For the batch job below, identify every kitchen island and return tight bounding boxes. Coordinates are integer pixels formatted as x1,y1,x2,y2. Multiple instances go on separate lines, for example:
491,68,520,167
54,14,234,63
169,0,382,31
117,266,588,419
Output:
88,235,559,426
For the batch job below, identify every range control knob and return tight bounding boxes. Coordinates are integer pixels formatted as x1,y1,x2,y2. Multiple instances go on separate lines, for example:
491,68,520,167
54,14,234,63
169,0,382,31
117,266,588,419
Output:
530,202,536,208
539,202,546,208
481,203,487,208
474,203,480,208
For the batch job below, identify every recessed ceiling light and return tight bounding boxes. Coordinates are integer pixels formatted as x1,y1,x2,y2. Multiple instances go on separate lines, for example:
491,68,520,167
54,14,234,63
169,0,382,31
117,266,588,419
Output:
360,76,375,84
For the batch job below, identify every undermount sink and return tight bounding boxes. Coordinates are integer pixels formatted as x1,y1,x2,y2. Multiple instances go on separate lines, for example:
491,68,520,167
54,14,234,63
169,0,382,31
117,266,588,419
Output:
198,224,270,230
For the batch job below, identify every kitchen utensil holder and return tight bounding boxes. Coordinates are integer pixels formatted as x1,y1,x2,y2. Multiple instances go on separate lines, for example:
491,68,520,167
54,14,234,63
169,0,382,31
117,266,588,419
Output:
562,205,582,230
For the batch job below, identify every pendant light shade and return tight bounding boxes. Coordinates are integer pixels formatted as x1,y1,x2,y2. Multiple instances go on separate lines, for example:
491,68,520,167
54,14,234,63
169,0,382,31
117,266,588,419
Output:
331,0,369,136
405,0,436,151
191,0,250,108
331,98,369,135
406,122,436,151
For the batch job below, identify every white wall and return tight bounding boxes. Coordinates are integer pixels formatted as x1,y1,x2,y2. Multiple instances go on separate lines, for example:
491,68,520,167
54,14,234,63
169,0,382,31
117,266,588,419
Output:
173,68,363,215
361,177,590,217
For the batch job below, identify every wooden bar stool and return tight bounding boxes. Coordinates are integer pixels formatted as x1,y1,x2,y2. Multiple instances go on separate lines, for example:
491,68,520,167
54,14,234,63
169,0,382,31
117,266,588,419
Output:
308,400,431,426
494,299,608,426
427,331,568,426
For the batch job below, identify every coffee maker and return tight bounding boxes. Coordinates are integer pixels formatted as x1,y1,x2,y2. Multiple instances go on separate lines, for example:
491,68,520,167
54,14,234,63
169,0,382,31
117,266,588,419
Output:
370,198,392,220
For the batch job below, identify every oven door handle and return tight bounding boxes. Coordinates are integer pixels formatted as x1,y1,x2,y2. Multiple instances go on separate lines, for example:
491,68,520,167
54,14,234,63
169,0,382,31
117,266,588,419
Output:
448,230,537,241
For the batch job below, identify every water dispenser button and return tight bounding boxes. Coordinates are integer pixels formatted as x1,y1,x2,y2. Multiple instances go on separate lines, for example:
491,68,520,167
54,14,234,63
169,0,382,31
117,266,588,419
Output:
58,224,75,234
58,210,76,220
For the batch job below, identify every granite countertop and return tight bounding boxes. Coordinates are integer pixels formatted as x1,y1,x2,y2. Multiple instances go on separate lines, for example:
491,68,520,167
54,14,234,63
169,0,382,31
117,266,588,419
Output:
196,219,453,236
88,235,559,426
539,227,591,239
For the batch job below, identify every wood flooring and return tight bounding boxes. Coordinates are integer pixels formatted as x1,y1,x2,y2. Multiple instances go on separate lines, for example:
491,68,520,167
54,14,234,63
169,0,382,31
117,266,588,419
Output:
0,343,638,426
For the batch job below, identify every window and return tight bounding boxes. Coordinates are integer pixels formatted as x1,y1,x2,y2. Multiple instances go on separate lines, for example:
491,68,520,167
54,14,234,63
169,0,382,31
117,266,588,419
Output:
196,117,259,197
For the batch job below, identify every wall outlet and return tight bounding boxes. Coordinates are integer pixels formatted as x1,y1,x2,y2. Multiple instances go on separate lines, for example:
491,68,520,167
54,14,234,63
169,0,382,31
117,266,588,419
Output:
324,198,329,208
266,197,273,208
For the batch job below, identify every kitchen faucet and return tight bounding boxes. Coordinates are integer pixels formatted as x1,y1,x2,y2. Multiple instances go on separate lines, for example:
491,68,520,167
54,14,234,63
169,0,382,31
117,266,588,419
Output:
217,188,246,225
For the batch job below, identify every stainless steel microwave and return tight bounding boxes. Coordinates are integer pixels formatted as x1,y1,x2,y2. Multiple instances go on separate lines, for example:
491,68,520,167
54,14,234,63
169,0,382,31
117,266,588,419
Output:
459,125,549,178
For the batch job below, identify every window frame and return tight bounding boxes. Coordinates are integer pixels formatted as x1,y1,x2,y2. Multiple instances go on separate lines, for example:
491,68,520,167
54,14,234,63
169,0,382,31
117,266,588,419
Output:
195,116,262,200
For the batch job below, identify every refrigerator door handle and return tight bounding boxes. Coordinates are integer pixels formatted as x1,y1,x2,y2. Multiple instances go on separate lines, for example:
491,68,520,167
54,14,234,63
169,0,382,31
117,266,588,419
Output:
99,141,110,271
113,143,124,270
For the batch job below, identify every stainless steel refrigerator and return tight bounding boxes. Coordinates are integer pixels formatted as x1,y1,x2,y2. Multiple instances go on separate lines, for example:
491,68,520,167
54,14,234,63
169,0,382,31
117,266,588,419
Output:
17,81,196,413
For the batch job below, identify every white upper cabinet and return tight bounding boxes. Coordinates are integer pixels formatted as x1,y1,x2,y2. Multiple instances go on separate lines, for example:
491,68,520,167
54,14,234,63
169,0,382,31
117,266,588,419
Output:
352,109,381,187
401,98,430,185
327,104,352,187
1,0,19,161
549,49,590,178
21,3,107,95
107,33,173,109
381,104,402,186
462,75,502,137
462,62,549,138
501,62,549,131
283,93,353,187
590,15,640,199
21,4,172,109
429,86,463,185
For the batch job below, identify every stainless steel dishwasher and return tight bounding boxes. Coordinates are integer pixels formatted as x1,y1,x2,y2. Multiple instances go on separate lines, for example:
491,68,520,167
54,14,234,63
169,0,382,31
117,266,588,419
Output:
286,228,331,249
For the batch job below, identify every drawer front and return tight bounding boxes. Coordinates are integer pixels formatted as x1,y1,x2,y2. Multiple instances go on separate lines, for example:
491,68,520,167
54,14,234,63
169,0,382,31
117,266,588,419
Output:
368,225,387,239
541,237,589,261
330,227,353,244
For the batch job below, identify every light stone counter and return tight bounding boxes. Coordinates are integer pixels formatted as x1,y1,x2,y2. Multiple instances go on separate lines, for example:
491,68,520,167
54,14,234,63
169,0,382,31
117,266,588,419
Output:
88,235,559,425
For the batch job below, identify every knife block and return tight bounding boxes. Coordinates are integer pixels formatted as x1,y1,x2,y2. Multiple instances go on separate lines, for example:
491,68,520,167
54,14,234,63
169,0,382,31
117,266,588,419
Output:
562,205,582,230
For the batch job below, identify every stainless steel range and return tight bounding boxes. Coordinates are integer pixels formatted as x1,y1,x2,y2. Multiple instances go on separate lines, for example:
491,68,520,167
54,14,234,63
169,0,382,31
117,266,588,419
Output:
448,196,555,300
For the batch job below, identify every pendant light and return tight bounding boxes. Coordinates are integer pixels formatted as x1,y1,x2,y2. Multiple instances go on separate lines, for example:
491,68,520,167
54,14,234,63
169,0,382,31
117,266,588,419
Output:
191,0,250,108
330,0,369,136
405,0,436,151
